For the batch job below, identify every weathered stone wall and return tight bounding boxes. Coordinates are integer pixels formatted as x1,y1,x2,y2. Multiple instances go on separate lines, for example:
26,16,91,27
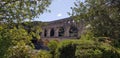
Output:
41,17,85,39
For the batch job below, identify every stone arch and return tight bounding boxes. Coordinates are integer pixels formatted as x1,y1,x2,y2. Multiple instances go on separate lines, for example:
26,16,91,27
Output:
58,27,64,37
69,26,78,37
50,28,54,37
44,29,47,37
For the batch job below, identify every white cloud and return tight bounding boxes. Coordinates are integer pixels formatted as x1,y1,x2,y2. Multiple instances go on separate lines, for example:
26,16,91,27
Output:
57,13,62,17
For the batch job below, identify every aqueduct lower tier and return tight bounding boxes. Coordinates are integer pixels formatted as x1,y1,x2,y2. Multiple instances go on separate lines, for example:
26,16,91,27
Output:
41,17,85,39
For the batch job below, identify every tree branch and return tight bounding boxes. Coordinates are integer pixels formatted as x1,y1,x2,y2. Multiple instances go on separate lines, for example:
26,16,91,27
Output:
0,0,20,8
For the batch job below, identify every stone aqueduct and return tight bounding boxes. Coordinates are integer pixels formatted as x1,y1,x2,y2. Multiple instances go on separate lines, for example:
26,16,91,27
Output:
41,17,85,39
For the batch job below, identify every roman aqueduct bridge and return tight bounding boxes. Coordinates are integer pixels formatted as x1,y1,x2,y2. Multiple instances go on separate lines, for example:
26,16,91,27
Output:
41,17,85,39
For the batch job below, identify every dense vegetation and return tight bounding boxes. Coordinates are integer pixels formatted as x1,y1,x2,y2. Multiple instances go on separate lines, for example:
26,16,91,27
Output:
0,0,51,58
71,0,120,39
0,0,120,58
46,31,120,58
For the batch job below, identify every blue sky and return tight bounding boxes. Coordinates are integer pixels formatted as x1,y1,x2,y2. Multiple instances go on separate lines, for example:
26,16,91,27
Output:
34,0,84,22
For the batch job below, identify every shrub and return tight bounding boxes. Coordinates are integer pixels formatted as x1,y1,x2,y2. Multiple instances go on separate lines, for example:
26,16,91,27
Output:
54,38,120,58
0,28,32,58
47,40,59,58
55,40,76,58
37,50,52,58
7,45,52,58
75,39,120,58
6,45,33,58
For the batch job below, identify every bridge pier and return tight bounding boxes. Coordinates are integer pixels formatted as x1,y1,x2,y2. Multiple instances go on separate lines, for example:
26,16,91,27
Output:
46,29,51,37
64,26,70,37
54,28,59,37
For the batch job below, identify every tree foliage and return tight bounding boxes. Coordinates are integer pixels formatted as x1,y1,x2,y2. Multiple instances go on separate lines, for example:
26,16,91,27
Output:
0,27,33,58
54,38,120,58
47,40,59,58
0,0,51,24
75,39,120,58
71,0,120,39
23,21,43,39
0,0,52,57
55,40,76,58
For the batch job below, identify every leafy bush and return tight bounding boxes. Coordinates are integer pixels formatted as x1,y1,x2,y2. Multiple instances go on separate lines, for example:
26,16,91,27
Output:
74,30,120,58
55,40,76,58
37,50,52,58
7,45,33,58
7,45,52,58
47,40,59,58
54,37,120,58
75,38,120,58
0,28,33,58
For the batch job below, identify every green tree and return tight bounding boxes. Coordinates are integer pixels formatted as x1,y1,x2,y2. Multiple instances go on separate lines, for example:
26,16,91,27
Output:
0,0,51,26
23,21,43,40
71,0,120,39
0,0,52,57
0,27,32,58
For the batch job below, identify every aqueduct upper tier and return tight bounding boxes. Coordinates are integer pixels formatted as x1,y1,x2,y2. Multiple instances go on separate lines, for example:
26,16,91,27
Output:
41,17,85,39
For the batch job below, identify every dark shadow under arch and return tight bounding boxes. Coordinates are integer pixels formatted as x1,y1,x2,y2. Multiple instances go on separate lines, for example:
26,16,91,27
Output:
44,29,47,37
50,28,54,37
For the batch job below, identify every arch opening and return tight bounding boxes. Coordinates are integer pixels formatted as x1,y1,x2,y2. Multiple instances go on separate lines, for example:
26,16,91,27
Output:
50,28,54,37
44,29,47,37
